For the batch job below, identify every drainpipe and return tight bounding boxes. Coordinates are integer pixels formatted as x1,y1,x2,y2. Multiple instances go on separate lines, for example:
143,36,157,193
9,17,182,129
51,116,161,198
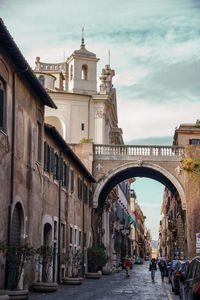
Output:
5,68,28,288
82,176,85,277
87,96,92,139
57,152,62,284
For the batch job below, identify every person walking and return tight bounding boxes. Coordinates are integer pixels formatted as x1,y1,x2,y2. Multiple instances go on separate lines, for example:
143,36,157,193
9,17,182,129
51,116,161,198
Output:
125,256,130,278
149,258,157,282
158,259,166,281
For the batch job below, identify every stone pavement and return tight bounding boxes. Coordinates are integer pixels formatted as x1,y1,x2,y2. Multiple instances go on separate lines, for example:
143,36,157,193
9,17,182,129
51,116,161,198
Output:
29,262,180,300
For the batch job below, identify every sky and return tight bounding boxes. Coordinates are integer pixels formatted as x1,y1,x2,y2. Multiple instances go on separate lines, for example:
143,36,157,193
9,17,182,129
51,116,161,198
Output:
1,0,200,239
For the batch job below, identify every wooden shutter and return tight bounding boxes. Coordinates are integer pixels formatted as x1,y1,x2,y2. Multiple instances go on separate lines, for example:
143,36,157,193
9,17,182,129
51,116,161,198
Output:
50,147,54,173
44,141,48,171
58,156,64,181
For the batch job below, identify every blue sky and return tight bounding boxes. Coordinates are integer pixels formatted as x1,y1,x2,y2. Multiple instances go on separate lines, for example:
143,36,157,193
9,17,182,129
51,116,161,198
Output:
1,0,200,239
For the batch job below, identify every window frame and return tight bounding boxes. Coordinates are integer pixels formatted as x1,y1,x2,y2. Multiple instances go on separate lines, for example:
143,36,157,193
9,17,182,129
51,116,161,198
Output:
0,77,6,132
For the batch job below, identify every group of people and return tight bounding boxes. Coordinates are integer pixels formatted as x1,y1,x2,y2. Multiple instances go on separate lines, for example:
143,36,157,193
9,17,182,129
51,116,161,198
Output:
149,257,167,283
125,256,167,282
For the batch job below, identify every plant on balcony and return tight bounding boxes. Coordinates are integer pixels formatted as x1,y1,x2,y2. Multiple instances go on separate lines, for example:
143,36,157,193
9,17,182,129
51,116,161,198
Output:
195,119,200,128
80,137,93,143
87,247,108,273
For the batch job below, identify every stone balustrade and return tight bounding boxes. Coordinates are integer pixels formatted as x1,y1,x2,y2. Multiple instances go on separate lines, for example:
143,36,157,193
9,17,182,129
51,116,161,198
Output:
93,144,185,161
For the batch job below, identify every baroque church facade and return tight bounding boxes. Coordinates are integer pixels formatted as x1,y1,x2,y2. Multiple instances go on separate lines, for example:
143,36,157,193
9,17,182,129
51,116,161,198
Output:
34,38,133,271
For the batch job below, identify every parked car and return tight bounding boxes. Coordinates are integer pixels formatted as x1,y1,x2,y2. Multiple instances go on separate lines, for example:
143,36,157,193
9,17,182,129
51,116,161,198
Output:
169,260,179,284
179,260,191,299
135,257,143,264
171,261,185,295
185,256,200,300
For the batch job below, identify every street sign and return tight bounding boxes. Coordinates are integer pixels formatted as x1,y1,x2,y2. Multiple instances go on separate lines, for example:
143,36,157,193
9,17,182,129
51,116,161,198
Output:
196,233,200,244
197,249,200,254
174,250,180,256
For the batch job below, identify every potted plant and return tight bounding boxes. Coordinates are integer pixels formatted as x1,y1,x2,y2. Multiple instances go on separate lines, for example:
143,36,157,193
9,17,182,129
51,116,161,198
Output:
0,241,35,300
31,245,58,293
63,250,83,285
86,247,108,279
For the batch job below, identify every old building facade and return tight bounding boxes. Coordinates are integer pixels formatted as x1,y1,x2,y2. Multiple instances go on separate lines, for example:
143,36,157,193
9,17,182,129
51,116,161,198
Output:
0,19,95,290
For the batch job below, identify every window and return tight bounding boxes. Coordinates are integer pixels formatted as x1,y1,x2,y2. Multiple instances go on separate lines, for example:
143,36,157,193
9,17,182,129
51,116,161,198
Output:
44,142,54,173
0,78,5,131
39,75,45,87
74,228,77,245
70,227,73,244
36,122,42,162
61,224,65,249
81,123,84,131
83,184,88,204
70,65,73,80
78,177,83,200
189,139,200,145
70,169,74,193
79,230,81,246
54,221,57,240
53,153,59,179
81,65,88,80
89,190,93,208
63,162,69,188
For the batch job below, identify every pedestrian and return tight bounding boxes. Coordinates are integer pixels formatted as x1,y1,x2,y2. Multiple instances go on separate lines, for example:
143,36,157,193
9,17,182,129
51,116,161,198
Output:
125,256,130,278
158,259,166,281
149,258,157,282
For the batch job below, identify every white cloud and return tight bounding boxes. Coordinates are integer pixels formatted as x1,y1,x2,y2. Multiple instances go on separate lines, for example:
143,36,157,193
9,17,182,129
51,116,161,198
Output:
118,99,200,142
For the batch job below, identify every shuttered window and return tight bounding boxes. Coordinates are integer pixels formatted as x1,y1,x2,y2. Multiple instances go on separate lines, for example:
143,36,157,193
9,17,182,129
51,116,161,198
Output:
44,141,54,173
70,169,74,193
78,177,83,200
89,190,93,208
64,163,69,188
83,184,88,204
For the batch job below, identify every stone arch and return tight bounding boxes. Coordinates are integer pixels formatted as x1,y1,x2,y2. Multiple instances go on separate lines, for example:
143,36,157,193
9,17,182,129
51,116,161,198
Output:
6,202,25,289
93,161,186,210
45,116,66,139
10,202,24,243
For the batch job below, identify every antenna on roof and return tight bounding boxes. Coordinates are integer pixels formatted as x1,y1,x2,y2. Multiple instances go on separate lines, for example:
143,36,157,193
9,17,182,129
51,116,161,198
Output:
108,49,110,66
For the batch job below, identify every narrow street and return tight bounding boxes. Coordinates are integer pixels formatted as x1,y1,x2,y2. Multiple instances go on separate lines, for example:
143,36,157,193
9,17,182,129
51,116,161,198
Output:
29,262,180,300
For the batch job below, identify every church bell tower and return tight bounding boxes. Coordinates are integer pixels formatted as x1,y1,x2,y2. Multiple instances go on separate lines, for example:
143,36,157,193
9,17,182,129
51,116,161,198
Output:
67,34,99,95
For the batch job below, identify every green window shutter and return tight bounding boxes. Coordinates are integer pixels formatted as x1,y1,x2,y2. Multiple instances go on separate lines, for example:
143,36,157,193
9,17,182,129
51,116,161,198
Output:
58,157,64,181
50,147,54,173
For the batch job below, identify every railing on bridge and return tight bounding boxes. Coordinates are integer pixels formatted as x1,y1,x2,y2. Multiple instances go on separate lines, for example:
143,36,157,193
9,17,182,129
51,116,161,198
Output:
94,144,185,158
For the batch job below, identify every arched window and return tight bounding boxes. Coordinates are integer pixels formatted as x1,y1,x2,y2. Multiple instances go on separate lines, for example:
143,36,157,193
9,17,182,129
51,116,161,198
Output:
70,65,73,80
81,64,88,80
0,78,5,131
39,75,45,87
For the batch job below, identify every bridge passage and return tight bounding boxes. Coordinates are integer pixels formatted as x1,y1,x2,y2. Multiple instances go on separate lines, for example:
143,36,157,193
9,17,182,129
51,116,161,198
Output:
92,144,186,209
94,145,185,161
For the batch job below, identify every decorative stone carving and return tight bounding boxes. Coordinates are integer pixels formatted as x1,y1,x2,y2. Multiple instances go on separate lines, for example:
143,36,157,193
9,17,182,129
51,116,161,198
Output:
175,165,181,175
96,163,102,172
137,160,144,166
96,110,105,119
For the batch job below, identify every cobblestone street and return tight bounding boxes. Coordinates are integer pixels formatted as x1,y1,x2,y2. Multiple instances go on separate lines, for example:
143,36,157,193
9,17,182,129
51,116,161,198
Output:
29,262,180,300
